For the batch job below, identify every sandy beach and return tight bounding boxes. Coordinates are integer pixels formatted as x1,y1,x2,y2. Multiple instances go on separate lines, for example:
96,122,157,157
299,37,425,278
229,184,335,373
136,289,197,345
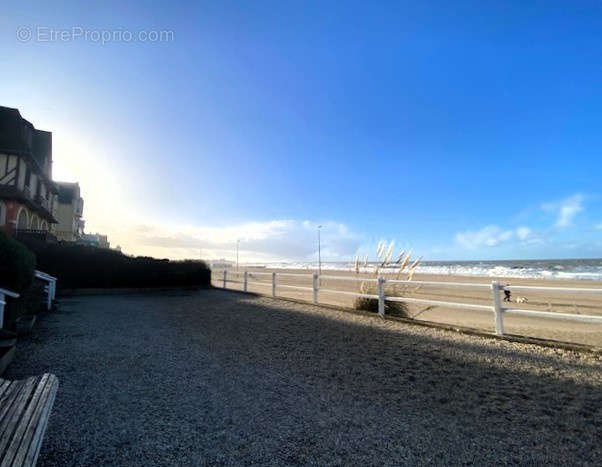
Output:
212,268,602,347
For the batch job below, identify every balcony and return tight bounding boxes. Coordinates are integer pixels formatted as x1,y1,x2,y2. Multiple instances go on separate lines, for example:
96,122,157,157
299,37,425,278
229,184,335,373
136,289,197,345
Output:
15,229,57,244
0,185,56,222
34,193,52,213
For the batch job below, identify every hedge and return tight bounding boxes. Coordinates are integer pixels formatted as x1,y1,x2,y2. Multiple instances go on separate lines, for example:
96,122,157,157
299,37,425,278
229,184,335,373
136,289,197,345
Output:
0,231,36,293
18,241,211,290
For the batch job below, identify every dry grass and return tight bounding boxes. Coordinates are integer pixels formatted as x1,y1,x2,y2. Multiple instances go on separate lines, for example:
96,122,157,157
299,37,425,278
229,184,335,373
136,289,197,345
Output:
353,241,421,318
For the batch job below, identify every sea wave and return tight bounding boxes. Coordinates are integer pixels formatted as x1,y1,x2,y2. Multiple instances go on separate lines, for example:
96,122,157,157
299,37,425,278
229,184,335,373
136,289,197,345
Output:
246,260,602,281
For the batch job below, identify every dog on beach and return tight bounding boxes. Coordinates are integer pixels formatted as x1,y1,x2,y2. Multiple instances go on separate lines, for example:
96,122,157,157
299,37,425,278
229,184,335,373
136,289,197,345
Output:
515,296,528,304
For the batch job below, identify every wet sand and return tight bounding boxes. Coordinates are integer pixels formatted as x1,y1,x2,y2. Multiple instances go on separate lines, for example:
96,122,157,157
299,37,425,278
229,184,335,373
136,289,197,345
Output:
213,268,602,347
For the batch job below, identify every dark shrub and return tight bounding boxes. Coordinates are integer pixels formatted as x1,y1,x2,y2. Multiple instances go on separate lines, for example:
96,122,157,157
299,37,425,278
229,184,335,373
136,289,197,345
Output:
0,231,36,293
354,296,410,318
4,280,46,330
0,232,40,329
19,241,210,290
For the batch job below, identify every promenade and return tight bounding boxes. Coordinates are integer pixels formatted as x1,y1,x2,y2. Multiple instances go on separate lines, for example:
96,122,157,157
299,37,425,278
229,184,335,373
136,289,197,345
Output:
6,289,601,465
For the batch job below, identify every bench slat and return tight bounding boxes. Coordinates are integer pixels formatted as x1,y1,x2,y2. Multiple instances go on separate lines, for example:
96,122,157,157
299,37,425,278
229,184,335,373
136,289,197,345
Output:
0,378,37,460
0,374,59,467
4,375,51,467
4,377,49,467
16,375,59,467
24,377,58,467
0,382,12,401
0,382,25,441
0,381,31,442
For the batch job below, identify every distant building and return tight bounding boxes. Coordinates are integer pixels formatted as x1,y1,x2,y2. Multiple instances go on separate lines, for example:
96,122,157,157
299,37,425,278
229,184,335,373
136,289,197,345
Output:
53,182,85,241
0,106,58,236
80,233,110,249
209,259,234,269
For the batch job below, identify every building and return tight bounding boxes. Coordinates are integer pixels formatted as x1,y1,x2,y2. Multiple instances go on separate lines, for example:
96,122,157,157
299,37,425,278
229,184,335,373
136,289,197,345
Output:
53,182,85,241
209,259,234,269
0,106,58,236
80,233,110,249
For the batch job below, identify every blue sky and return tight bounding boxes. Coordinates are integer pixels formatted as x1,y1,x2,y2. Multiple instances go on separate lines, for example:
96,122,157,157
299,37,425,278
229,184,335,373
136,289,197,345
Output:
2,1,602,261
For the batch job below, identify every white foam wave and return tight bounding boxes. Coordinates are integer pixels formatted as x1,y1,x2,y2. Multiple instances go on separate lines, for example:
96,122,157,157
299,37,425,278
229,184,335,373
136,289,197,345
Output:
245,261,602,281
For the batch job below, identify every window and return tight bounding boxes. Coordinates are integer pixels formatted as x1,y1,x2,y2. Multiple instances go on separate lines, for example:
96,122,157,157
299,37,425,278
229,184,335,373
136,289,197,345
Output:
0,202,5,226
16,208,28,230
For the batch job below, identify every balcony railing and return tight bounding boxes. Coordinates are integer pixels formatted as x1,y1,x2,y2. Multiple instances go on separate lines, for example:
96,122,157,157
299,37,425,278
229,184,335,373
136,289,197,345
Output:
34,193,52,212
15,229,57,244
0,183,54,218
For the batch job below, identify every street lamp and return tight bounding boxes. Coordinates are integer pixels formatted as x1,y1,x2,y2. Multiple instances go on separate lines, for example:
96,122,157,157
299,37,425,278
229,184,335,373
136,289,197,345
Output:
317,225,323,276
236,239,240,271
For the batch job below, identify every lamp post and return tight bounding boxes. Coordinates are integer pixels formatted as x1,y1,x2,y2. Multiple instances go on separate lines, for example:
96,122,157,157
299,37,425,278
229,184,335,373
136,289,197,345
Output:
236,239,240,271
317,225,323,277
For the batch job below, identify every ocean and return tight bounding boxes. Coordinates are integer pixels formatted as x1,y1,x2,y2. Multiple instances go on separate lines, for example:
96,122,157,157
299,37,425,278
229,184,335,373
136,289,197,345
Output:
246,258,602,281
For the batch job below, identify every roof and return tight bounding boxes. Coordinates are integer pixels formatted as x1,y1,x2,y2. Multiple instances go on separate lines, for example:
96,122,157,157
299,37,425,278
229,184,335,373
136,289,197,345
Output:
0,106,53,184
56,182,80,204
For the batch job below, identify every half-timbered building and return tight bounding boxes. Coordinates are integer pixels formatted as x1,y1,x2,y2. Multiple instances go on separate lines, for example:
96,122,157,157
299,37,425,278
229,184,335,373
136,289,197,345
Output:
0,106,58,235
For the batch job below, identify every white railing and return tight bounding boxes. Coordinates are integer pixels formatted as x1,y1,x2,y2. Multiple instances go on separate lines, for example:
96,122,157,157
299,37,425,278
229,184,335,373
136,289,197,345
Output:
35,270,57,311
214,270,602,336
0,271,57,331
0,288,20,328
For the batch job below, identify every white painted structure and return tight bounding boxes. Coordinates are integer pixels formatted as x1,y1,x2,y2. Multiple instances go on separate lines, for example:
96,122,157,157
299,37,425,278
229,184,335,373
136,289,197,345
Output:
0,270,56,331
0,288,19,328
35,270,57,310
215,270,602,337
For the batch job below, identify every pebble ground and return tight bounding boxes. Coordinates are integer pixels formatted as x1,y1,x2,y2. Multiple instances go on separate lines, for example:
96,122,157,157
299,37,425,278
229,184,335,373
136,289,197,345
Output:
5,289,602,466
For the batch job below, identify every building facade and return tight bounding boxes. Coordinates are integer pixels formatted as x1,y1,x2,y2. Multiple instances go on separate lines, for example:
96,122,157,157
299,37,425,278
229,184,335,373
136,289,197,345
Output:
53,182,85,241
81,233,110,249
0,106,58,235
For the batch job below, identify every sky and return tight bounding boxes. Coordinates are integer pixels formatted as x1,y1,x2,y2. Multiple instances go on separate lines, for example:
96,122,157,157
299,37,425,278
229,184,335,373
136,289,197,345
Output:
2,1,602,262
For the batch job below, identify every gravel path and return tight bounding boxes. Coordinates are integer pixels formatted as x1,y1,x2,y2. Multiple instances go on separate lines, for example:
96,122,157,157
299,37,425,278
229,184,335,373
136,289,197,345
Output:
5,289,602,466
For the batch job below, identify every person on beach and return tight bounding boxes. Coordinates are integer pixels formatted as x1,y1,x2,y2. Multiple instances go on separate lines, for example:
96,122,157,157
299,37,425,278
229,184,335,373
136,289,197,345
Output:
503,286,512,302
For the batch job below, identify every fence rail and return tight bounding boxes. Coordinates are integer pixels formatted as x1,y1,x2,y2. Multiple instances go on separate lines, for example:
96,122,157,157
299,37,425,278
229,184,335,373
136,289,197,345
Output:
213,269,602,337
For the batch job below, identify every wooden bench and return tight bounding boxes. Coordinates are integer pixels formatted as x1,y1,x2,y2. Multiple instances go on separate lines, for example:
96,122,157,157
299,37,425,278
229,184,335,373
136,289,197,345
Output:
0,374,59,467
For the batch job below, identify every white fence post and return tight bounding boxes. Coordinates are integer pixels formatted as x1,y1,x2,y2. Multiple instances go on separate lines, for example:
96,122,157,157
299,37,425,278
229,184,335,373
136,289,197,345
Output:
243,271,248,292
378,277,385,318
46,285,52,310
223,270,227,288
491,281,505,335
272,272,277,297
312,273,319,304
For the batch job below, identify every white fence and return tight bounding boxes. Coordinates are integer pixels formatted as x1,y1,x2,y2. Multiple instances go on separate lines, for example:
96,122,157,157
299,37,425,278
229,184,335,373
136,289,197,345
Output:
214,270,602,337
0,288,20,329
0,271,58,330
35,270,57,311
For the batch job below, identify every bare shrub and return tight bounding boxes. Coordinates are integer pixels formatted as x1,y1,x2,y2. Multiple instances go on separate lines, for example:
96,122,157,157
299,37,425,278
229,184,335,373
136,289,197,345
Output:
353,241,421,318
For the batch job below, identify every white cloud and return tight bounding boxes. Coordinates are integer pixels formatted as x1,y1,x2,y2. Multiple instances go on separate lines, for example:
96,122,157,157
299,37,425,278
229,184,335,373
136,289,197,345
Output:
516,226,531,241
596,223,602,230
455,225,514,249
541,194,584,228
96,219,362,262
455,225,534,249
